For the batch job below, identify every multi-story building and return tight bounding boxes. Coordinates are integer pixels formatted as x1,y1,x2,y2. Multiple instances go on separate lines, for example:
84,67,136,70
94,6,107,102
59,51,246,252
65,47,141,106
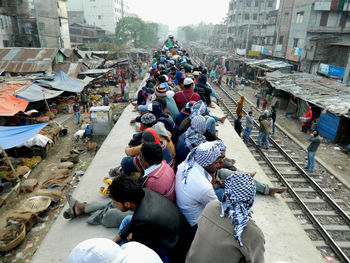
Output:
226,0,350,80
226,0,277,52
67,0,130,33
0,0,70,48
279,0,350,73
69,23,106,48
209,24,227,48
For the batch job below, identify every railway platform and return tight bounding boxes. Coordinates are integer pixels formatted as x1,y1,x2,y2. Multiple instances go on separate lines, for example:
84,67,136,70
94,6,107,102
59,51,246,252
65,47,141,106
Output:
31,102,323,262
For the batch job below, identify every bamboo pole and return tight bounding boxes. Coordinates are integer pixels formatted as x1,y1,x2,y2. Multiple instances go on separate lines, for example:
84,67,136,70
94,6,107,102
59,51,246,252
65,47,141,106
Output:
0,145,19,180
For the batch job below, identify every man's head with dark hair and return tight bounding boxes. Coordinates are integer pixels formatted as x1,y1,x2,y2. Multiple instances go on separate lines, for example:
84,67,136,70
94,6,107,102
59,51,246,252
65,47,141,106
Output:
237,115,242,120
141,143,162,167
249,111,253,115
202,68,207,75
160,70,167,76
157,75,166,84
109,176,145,212
185,66,192,73
178,77,184,86
312,130,319,136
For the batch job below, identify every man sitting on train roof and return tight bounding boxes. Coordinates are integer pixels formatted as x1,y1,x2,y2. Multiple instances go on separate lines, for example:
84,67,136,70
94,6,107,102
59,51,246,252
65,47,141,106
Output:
185,172,265,263
110,176,192,263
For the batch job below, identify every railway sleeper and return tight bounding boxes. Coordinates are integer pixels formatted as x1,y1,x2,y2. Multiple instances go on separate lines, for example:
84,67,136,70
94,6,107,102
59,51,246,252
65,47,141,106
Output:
304,224,350,231
293,210,350,217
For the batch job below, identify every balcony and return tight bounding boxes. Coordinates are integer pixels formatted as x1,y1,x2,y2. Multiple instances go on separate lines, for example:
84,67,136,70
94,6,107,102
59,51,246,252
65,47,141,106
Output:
314,1,350,11
307,26,350,34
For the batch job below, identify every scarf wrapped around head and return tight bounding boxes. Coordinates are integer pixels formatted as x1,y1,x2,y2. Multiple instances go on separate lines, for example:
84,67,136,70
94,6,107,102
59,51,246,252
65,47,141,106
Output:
213,139,226,153
181,141,221,184
185,115,207,151
221,172,256,247
190,100,206,120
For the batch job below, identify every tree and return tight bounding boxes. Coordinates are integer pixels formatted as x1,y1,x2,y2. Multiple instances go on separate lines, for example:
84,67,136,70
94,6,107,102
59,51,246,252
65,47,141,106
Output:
115,17,159,48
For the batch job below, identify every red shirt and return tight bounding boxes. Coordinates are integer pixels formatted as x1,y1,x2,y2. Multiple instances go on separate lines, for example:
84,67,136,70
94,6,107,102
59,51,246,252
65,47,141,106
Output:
173,89,201,110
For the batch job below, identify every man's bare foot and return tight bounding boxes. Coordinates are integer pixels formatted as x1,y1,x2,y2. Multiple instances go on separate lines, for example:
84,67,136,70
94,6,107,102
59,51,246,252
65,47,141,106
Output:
250,171,256,178
208,104,215,108
269,187,287,196
218,115,227,123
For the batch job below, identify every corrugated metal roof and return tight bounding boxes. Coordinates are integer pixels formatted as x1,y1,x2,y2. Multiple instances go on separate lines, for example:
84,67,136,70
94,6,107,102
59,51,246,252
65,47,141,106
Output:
265,71,350,117
0,48,59,74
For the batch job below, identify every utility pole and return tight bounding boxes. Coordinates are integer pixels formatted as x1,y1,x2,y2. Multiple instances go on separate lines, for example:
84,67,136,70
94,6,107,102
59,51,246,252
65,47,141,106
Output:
245,23,250,58
343,51,350,84
121,0,125,18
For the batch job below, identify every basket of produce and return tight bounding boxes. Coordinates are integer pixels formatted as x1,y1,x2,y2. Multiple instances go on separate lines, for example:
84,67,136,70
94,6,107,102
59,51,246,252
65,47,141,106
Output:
0,223,26,252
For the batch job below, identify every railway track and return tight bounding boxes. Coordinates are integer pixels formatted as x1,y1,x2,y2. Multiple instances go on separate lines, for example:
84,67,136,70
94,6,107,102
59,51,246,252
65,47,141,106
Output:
192,56,350,262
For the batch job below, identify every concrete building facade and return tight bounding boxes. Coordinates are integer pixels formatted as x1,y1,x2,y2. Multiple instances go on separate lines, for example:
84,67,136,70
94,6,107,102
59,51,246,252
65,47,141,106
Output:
226,0,350,80
226,0,277,51
0,0,70,48
67,0,130,33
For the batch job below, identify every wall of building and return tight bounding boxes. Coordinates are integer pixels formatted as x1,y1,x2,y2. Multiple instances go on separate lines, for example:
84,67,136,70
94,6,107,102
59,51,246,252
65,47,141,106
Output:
0,15,12,47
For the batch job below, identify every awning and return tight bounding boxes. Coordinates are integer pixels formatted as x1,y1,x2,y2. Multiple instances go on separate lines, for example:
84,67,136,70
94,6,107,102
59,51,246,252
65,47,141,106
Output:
35,70,86,93
78,69,111,75
0,95,29,116
0,123,48,149
16,84,64,102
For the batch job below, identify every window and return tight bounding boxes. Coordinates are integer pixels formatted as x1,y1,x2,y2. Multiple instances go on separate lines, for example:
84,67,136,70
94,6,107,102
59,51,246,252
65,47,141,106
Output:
98,15,102,20
0,19,3,30
253,14,258,20
268,1,273,7
320,12,329,26
244,13,250,20
0,0,2,7
340,12,348,27
279,35,284,44
284,12,289,23
38,22,45,31
255,1,259,7
293,38,298,48
246,1,251,6
3,40,9,47
296,12,304,23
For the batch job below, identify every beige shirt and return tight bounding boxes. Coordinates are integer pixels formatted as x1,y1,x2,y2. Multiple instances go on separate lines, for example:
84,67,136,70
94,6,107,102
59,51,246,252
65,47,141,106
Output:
186,201,265,263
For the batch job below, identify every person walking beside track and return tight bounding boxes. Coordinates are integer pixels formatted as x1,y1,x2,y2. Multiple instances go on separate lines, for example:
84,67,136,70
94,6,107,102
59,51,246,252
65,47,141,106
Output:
305,130,322,173
258,115,270,150
243,111,254,143
236,96,245,117
73,99,81,124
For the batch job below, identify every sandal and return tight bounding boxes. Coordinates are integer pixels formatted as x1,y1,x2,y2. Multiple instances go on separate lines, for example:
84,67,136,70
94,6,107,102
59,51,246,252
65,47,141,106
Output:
63,195,78,219
103,177,113,186
99,186,110,196
109,166,121,177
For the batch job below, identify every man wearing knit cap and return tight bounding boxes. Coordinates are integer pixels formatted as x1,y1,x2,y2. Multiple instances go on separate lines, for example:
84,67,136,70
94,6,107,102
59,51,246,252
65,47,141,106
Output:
186,172,265,263
154,84,167,98
173,77,201,110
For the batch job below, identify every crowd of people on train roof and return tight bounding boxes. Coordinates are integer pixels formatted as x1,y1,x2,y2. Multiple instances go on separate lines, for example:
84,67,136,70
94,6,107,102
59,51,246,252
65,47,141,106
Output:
64,34,287,263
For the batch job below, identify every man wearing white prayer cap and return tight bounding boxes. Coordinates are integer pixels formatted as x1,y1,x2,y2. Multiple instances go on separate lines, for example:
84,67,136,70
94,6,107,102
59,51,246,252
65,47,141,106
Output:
67,238,162,263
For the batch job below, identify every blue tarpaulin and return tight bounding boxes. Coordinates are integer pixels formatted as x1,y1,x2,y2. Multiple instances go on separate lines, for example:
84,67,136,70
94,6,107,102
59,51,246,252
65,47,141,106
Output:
35,70,86,93
0,123,48,149
16,84,63,102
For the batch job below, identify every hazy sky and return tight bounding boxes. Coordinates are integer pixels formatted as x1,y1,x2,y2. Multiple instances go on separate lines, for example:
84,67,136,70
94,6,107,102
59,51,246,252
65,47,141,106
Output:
127,0,229,31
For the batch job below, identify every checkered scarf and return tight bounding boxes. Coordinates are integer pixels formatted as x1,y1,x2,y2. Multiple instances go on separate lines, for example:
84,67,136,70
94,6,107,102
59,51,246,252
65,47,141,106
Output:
185,115,207,151
190,100,207,120
181,141,221,184
213,139,226,153
221,172,256,247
